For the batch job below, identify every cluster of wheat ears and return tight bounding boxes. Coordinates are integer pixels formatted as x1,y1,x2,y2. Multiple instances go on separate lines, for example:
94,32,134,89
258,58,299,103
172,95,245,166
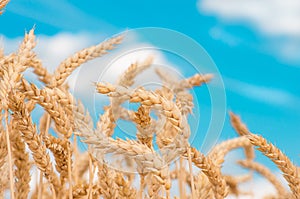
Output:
1,4,300,198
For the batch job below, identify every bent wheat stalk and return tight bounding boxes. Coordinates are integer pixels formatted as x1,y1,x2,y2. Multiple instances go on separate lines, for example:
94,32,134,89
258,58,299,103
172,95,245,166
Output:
49,35,123,88
247,133,300,198
238,160,289,197
0,0,10,15
190,147,228,199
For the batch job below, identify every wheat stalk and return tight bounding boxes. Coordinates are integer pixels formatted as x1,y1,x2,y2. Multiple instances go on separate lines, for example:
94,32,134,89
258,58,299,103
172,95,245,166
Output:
208,136,252,165
247,133,300,198
1,25,299,199
238,160,289,197
0,0,9,14
43,135,70,184
117,56,153,87
11,127,31,199
21,78,73,138
8,93,60,194
224,174,252,196
0,114,7,169
190,147,228,199
49,35,123,88
230,112,255,161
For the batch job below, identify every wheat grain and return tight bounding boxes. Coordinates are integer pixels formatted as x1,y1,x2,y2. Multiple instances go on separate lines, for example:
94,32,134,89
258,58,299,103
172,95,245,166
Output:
0,0,9,14
43,135,70,184
8,93,60,193
97,163,119,199
247,133,300,198
174,73,213,92
49,35,123,88
72,183,101,199
194,173,214,199
117,56,153,87
114,172,137,199
96,106,116,137
21,78,73,137
1,26,299,199
134,105,153,148
190,147,228,199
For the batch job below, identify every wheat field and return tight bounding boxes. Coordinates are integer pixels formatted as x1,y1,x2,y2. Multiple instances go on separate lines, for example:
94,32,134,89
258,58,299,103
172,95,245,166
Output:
1,2,300,198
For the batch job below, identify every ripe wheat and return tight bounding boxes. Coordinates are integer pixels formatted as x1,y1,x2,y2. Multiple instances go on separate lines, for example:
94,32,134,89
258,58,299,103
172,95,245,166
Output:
0,28,299,199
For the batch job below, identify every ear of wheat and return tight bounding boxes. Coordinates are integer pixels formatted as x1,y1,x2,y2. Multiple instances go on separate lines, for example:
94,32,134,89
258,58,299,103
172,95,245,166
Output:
0,0,9,15
0,27,299,199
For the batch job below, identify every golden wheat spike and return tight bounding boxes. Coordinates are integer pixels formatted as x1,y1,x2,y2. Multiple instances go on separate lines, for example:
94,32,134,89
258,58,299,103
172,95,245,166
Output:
0,0,9,15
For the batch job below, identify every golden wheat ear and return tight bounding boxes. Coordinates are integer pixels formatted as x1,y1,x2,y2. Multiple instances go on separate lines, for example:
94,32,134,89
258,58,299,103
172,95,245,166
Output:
246,133,300,197
49,35,123,88
8,94,60,194
0,0,10,15
190,147,228,199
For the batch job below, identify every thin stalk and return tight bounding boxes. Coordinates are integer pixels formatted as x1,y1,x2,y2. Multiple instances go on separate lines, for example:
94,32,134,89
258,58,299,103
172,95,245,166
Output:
67,141,72,199
139,174,145,199
5,110,14,199
73,135,79,184
187,147,195,199
37,172,43,199
51,184,56,199
88,153,93,199
179,157,186,199
38,114,50,199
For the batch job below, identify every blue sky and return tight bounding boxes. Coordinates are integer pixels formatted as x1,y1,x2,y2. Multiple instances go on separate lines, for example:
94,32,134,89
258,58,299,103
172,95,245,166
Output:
1,0,300,169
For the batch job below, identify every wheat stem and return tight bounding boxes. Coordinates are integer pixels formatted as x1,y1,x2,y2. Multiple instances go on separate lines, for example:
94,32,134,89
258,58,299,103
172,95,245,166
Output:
38,114,50,199
238,160,288,196
179,157,186,199
51,184,56,199
88,153,93,199
37,172,43,199
247,133,300,197
4,110,14,199
0,0,10,15
67,141,72,199
139,175,145,199
187,147,195,199
73,135,79,184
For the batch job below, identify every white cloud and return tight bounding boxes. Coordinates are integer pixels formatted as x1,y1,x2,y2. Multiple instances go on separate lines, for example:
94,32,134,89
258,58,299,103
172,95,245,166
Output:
199,0,300,38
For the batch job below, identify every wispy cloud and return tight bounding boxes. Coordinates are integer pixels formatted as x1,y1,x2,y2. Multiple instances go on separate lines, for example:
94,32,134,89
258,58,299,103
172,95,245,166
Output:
209,26,241,46
199,0,300,37
224,77,300,108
